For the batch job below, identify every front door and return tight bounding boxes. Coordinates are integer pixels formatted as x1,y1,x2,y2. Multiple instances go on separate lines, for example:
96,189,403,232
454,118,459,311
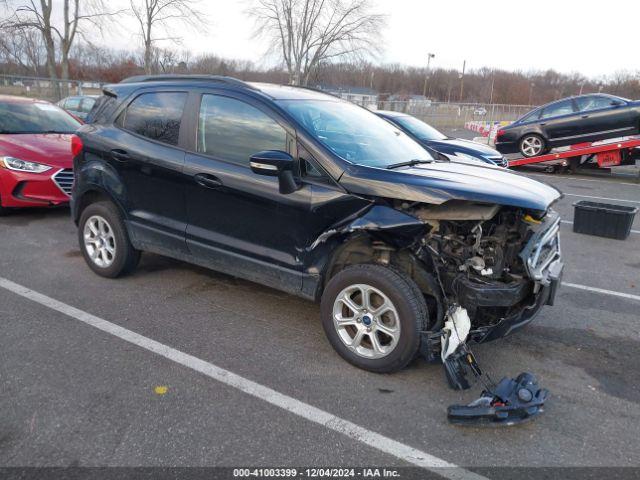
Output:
574,95,636,141
183,91,311,294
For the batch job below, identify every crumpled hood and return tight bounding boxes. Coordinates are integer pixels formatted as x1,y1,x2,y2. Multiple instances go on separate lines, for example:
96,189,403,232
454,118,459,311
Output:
339,161,562,211
0,134,74,169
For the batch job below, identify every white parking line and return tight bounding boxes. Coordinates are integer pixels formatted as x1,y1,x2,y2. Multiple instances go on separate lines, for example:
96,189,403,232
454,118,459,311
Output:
563,193,640,204
560,220,640,234
562,282,640,302
0,276,484,480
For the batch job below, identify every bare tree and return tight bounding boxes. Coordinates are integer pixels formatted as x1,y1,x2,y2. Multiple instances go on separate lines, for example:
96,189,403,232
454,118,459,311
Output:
249,0,385,85
0,27,45,76
130,0,206,75
0,0,120,81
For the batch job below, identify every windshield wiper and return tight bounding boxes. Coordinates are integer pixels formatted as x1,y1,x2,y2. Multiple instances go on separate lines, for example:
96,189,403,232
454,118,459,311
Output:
386,159,435,169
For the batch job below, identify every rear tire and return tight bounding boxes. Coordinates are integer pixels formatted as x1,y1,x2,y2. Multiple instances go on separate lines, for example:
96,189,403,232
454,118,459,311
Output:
320,264,428,373
519,134,547,157
78,201,140,278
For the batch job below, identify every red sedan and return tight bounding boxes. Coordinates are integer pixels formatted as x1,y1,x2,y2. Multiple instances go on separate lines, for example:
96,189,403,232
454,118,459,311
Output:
0,95,80,214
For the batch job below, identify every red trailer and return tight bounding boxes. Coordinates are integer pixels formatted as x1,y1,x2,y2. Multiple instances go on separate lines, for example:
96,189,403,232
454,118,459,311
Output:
508,136,640,171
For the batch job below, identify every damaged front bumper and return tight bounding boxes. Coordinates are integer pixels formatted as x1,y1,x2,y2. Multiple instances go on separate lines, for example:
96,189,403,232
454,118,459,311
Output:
427,211,565,358
471,259,563,343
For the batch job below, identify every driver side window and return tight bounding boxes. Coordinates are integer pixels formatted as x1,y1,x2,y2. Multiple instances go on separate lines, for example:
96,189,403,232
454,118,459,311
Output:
576,96,617,112
197,94,287,166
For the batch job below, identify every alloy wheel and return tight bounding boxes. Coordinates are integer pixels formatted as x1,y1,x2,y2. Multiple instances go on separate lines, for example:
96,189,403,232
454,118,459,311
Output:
521,136,544,157
332,283,401,359
83,215,117,268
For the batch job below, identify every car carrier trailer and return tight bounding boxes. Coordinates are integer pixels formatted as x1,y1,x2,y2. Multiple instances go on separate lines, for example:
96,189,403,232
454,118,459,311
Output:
507,136,640,172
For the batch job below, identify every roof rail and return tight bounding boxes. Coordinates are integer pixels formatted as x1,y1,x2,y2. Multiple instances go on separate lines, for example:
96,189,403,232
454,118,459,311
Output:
295,85,342,100
119,74,257,90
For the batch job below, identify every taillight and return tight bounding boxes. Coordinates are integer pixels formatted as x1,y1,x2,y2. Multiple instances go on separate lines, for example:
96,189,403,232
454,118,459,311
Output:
496,129,506,138
71,134,83,157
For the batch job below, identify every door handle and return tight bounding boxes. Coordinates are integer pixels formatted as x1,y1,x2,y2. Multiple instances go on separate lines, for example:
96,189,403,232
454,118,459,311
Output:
110,149,130,162
581,114,589,118
539,122,546,126
194,173,223,189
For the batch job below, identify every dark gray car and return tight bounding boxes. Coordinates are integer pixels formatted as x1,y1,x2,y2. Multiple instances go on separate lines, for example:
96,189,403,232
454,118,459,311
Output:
495,94,640,157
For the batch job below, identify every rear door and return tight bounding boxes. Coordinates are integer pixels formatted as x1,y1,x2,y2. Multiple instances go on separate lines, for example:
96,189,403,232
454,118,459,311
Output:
574,95,636,141
538,99,581,144
106,90,191,253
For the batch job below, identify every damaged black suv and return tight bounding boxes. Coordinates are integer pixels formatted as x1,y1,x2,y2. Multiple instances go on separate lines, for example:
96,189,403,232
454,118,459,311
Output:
72,75,564,373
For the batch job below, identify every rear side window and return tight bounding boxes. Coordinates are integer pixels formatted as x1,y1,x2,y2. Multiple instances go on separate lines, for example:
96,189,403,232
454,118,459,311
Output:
87,95,118,124
119,92,187,146
540,100,575,119
197,94,287,165
519,109,541,123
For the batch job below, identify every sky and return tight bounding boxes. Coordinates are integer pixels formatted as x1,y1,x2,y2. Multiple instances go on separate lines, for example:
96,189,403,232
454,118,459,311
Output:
102,0,636,79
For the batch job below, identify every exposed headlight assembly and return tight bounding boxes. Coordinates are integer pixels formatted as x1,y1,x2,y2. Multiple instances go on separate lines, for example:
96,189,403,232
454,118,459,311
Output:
1,156,52,173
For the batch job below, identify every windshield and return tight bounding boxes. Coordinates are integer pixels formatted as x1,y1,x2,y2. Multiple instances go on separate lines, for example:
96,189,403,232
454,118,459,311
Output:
0,101,80,134
390,115,447,141
277,100,433,168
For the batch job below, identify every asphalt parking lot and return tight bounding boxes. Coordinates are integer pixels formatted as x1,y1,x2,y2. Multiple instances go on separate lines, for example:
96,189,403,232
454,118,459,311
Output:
1,171,639,476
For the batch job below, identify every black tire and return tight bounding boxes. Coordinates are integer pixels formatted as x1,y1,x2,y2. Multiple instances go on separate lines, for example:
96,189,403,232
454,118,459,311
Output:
320,264,428,373
78,200,140,278
568,156,581,173
519,134,547,158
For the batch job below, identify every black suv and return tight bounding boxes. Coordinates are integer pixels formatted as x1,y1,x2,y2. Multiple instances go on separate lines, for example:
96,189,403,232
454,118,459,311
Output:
72,75,563,374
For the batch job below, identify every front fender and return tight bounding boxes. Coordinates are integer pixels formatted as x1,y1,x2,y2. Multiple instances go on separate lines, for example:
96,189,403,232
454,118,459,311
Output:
309,204,426,251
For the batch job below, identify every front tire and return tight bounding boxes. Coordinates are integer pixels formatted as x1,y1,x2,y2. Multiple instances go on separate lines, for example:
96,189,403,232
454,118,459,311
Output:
78,201,140,278
519,134,546,157
320,264,428,373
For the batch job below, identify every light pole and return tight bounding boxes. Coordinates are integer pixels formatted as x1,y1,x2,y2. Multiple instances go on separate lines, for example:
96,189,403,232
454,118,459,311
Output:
458,60,466,102
422,53,435,98
528,82,535,105
488,73,495,104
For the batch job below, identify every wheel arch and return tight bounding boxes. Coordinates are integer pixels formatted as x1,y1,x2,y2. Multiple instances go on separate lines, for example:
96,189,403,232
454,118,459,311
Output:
319,232,444,329
73,186,126,225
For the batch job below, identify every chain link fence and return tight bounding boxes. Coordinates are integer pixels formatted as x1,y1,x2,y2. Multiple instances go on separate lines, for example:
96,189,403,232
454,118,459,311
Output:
0,74,103,102
1,73,536,133
375,100,536,130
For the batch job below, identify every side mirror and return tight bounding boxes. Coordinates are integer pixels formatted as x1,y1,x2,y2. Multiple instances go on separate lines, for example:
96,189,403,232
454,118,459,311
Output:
250,150,300,194
610,99,624,107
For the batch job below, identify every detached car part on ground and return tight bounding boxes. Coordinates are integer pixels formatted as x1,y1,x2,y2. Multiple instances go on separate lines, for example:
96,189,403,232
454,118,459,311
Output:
71,76,564,376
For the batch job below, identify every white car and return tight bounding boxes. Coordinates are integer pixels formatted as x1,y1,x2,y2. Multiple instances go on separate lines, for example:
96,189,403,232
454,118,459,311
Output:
474,107,487,116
